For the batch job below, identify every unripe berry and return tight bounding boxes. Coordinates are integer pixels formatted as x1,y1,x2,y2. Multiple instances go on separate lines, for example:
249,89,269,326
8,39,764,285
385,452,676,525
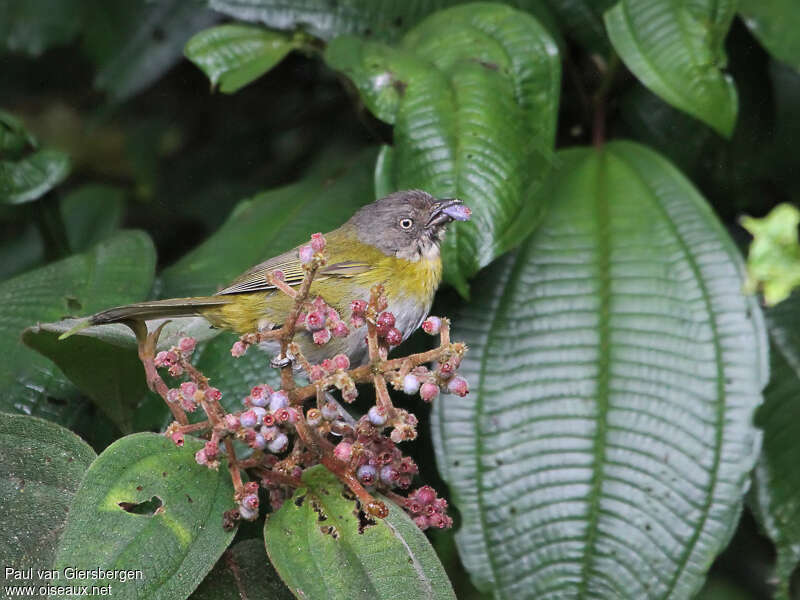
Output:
420,382,439,402
252,407,267,424
306,310,326,331
240,409,258,428
224,414,240,430
269,390,289,412
310,232,326,252
207,387,222,401
166,388,180,403
368,405,387,426
204,441,219,459
334,441,353,462
446,376,469,397
414,515,429,530
195,449,208,465
171,431,184,446
421,316,442,335
357,464,377,486
252,433,267,450
313,328,331,345
298,244,314,264
333,354,350,371
268,433,289,453
385,327,403,346
250,392,269,408
180,381,197,399
402,374,420,395
181,396,197,412
309,365,325,382
414,486,437,505
230,340,247,357
321,359,334,372
238,503,258,521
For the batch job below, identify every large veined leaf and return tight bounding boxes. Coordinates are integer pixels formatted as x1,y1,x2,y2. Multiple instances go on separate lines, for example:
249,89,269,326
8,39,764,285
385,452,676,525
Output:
208,0,560,43
433,141,767,598
605,0,738,138
326,3,560,295
739,0,800,73
750,293,800,599
185,24,301,93
51,433,236,600
265,465,455,600
0,231,155,424
0,413,96,598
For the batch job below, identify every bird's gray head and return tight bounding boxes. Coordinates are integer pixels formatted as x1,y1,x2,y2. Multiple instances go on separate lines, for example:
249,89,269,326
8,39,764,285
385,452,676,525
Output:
348,190,471,260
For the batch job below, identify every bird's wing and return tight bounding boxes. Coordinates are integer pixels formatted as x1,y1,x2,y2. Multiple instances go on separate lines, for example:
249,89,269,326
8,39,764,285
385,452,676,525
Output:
214,248,370,296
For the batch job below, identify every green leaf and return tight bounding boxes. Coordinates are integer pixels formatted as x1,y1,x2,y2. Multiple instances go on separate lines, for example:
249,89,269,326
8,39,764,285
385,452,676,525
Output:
185,24,300,93
0,231,155,425
0,0,81,55
433,141,767,598
326,3,561,295
542,0,615,52
604,0,738,137
0,413,96,596
61,184,125,252
81,0,217,101
741,204,800,306
740,0,800,73
750,293,800,599
160,146,376,297
52,432,237,600
208,0,561,43
191,539,293,600
0,148,70,205
0,108,37,156
264,465,456,600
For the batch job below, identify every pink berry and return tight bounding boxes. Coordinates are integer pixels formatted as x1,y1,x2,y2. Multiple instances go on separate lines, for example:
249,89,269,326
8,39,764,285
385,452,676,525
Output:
207,387,222,401
421,317,441,335
195,449,208,465
298,244,314,264
224,414,240,430
446,376,469,397
313,328,331,345
376,312,396,335
402,374,420,395
204,441,219,459
178,337,196,354
332,321,349,337
309,365,325,382
231,340,247,357
415,486,437,505
420,382,439,402
180,381,197,399
306,310,326,331
240,410,258,428
154,351,171,367
242,493,259,511
270,390,289,412
166,388,180,403
170,431,184,446
271,269,285,281
350,299,367,316
334,441,353,462
357,465,377,486
368,405,387,426
310,232,326,252
385,327,403,346
333,354,350,370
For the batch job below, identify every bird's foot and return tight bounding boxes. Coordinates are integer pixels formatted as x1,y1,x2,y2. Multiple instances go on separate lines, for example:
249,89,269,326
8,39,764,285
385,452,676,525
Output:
270,350,295,369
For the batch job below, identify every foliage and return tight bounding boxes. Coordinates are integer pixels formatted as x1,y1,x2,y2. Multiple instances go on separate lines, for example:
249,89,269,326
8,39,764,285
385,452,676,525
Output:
2,1,800,599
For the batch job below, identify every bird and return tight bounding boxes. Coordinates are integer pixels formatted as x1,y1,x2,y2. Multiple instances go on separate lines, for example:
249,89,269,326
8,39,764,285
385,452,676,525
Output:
72,190,470,367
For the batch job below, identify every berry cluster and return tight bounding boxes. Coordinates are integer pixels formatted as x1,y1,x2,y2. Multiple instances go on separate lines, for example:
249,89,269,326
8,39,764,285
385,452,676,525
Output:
136,232,468,531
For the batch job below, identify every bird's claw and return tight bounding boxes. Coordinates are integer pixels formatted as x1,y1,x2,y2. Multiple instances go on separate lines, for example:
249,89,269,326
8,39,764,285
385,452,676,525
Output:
270,351,294,369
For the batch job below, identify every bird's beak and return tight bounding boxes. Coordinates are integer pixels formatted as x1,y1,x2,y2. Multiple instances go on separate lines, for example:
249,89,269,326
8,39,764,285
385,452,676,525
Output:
426,198,472,229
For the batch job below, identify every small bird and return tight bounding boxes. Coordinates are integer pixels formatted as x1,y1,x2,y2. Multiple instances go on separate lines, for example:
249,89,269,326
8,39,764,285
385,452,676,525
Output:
76,190,470,366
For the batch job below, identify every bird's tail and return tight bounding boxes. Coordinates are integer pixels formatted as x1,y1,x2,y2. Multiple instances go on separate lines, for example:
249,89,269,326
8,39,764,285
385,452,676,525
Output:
59,296,231,339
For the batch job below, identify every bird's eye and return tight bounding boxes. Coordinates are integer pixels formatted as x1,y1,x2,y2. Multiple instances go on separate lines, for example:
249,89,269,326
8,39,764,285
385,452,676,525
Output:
399,218,414,230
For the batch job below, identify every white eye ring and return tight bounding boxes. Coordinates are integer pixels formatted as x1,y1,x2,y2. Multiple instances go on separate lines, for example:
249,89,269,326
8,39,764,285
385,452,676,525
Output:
400,218,414,230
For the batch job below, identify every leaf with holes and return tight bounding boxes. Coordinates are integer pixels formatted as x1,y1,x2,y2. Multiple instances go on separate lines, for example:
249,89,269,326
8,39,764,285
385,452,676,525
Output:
51,432,236,600
1,231,155,425
605,0,738,137
208,0,561,43
326,3,560,295
739,0,800,73
264,465,455,600
185,24,300,93
0,413,96,596
750,293,800,599
433,141,767,598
